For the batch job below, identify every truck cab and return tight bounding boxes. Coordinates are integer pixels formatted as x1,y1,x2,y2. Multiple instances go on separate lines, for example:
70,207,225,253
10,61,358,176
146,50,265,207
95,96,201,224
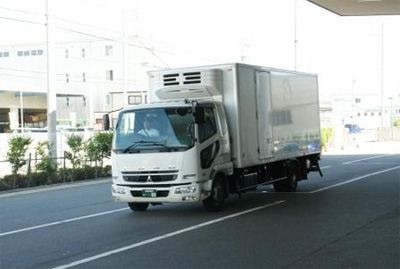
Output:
111,100,232,212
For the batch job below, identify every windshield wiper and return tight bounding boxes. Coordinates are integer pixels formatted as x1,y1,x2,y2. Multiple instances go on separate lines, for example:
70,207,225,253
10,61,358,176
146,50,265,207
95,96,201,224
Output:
123,140,167,153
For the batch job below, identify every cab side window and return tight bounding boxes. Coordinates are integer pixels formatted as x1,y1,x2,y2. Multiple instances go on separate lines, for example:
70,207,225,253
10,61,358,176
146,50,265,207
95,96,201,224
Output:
199,107,217,143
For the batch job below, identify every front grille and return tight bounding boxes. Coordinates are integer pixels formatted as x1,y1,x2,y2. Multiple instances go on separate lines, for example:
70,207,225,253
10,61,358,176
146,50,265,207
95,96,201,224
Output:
122,170,178,183
131,190,169,197
124,175,177,182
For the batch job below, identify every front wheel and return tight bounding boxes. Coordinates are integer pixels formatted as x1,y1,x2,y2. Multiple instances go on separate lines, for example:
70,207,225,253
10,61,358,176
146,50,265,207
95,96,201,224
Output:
128,202,149,212
203,176,225,212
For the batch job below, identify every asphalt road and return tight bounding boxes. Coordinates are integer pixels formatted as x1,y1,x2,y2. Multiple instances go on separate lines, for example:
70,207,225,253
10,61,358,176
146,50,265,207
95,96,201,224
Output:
0,154,399,269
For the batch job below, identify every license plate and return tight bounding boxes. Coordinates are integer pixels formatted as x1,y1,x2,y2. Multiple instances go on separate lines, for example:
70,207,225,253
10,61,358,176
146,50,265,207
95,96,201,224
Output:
142,189,157,198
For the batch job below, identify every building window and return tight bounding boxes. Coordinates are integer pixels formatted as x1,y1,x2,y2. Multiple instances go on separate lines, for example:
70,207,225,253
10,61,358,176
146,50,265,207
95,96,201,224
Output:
0,51,9,57
355,98,361,103
83,97,87,107
105,45,113,56
128,95,142,105
105,70,114,81
105,94,111,105
82,72,86,82
16,50,43,57
82,48,85,58
66,97,70,107
65,49,69,58
66,73,69,83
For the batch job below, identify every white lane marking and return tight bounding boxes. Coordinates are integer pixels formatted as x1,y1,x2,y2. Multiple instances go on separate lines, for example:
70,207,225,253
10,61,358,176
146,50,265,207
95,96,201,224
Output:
0,208,129,237
320,166,331,169
310,166,400,194
52,200,286,269
342,154,391,165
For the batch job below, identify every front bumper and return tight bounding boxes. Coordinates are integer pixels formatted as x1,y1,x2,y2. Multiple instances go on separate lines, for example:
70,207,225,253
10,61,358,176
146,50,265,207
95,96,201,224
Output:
111,183,204,203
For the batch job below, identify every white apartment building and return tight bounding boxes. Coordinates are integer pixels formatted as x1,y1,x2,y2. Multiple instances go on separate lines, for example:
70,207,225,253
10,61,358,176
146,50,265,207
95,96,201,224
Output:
0,38,150,133
331,94,400,129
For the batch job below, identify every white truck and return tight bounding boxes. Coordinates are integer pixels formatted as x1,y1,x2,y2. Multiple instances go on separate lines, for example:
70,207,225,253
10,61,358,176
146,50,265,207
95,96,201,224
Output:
106,63,322,212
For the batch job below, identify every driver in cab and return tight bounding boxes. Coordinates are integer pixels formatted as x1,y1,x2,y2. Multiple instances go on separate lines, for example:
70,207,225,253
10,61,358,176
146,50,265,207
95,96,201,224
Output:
138,117,160,137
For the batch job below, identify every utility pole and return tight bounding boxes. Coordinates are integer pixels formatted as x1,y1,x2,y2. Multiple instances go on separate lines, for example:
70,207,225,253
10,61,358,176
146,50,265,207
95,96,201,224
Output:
380,22,384,127
294,0,298,71
19,91,24,133
389,97,393,140
122,9,128,108
46,0,58,161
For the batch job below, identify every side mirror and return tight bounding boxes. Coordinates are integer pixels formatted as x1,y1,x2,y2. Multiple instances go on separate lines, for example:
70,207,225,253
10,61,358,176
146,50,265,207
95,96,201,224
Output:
194,107,205,124
103,114,110,130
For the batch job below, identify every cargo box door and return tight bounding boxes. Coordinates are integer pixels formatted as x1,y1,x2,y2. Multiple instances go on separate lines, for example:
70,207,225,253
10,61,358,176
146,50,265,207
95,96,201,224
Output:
255,71,273,159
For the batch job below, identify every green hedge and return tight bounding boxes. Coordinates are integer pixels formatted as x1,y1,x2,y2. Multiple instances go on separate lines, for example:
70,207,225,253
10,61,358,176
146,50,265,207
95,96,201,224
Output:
0,165,111,192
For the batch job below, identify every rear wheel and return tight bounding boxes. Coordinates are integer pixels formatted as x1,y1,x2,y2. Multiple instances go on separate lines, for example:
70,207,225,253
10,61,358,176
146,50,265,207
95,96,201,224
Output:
203,176,224,212
273,162,298,192
128,202,149,212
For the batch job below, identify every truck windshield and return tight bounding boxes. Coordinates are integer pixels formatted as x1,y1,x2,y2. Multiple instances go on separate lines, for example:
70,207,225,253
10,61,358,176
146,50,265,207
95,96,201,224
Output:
114,107,195,153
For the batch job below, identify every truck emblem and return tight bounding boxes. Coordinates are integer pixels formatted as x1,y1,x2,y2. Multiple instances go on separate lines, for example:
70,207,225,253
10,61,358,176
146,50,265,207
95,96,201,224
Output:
147,176,152,182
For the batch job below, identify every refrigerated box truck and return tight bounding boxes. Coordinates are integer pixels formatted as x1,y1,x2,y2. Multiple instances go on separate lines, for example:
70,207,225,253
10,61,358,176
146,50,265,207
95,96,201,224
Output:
107,63,322,212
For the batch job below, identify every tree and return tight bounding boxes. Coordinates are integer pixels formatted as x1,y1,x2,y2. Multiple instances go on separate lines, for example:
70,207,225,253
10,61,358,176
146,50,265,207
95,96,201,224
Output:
394,118,400,127
86,132,113,176
35,140,57,173
64,134,85,180
6,136,32,188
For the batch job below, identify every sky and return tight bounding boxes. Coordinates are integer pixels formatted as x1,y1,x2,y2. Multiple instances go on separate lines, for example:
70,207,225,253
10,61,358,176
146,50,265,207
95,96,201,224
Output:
1,0,399,104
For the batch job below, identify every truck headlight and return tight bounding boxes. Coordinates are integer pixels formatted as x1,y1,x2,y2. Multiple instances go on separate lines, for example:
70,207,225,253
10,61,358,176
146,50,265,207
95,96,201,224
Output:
112,186,127,194
175,186,197,194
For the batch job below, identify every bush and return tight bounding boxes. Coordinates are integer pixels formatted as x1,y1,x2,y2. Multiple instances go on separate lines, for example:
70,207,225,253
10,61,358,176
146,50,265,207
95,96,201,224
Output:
35,141,57,173
86,132,113,174
321,128,334,149
394,118,400,127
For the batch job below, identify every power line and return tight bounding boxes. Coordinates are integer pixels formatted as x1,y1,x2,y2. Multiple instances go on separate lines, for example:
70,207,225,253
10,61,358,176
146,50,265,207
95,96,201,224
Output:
1,8,236,67
54,16,122,35
1,7,232,64
0,71,147,86
0,16,43,26
0,6,42,16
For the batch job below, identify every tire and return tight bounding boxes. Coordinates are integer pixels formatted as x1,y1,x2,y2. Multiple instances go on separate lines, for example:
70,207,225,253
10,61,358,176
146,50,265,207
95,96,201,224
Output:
128,202,149,212
203,176,224,212
273,162,298,192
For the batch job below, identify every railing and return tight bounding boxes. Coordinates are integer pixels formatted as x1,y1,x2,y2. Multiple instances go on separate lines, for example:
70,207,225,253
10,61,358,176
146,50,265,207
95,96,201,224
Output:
0,153,111,191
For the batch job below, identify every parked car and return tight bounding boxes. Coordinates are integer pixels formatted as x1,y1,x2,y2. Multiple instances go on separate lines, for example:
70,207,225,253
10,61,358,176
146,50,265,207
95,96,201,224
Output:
344,124,361,134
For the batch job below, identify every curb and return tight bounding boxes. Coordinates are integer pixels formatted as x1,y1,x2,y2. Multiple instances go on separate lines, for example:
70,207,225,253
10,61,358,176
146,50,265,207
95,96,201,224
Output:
0,178,112,198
